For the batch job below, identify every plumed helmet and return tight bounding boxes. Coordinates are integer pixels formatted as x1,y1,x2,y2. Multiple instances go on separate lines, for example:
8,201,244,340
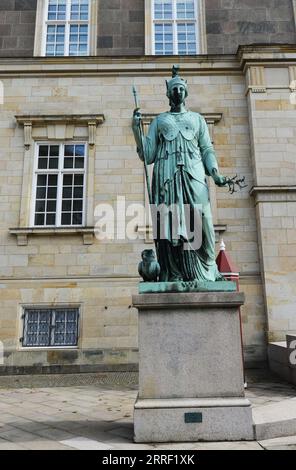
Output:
166,65,188,98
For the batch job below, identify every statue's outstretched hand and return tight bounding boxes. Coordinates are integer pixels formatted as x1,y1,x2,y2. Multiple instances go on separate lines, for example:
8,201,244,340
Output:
212,169,227,187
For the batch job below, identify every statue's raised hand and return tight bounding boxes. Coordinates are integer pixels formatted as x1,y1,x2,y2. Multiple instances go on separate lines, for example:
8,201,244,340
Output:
133,108,142,128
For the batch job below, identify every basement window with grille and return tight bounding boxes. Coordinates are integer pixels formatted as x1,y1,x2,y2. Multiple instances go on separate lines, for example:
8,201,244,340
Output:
21,307,80,348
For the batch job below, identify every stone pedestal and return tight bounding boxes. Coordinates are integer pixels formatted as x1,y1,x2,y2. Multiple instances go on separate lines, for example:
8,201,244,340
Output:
133,291,254,442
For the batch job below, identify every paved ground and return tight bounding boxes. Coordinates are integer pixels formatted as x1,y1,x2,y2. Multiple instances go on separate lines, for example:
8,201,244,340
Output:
0,371,295,450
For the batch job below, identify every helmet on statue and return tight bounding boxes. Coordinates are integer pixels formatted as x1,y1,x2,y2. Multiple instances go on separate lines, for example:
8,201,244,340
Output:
166,65,188,99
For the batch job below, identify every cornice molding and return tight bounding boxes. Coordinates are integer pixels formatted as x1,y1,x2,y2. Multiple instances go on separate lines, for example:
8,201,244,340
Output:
0,45,294,77
15,114,105,148
250,186,296,204
9,227,96,246
0,58,240,77
237,44,296,73
15,114,105,126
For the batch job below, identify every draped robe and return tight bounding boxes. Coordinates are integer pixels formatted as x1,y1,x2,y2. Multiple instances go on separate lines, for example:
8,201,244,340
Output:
133,110,223,282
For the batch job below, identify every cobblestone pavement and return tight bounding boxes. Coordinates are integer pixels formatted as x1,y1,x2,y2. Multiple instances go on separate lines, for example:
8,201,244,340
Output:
0,371,295,450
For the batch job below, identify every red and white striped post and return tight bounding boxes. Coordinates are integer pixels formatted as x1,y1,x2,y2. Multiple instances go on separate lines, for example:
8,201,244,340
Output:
216,240,247,388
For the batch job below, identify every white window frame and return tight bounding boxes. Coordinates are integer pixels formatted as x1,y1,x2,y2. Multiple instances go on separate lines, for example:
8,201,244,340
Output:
43,0,90,56
152,0,198,55
30,141,88,228
34,0,98,57
146,0,207,55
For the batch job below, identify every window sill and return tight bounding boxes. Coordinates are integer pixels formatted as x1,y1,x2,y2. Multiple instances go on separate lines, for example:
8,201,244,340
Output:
9,227,95,246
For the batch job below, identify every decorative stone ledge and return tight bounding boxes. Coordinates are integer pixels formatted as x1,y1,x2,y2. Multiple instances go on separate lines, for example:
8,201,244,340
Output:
214,224,227,241
15,114,105,148
238,44,296,68
9,227,95,246
15,115,105,126
0,46,294,80
250,186,296,204
133,291,245,309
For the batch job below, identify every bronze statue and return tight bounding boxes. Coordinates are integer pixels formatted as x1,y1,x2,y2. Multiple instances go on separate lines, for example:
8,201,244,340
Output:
132,66,246,284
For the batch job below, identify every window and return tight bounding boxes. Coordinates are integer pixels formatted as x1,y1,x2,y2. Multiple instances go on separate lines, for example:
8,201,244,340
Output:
152,0,199,55
22,308,79,347
32,143,87,227
45,0,90,56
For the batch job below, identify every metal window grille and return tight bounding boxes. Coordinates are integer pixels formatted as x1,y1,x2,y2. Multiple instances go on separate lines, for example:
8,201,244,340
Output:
22,308,79,347
45,0,89,56
153,0,199,55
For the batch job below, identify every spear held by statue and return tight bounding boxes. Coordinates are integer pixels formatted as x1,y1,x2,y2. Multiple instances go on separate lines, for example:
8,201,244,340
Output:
132,86,153,206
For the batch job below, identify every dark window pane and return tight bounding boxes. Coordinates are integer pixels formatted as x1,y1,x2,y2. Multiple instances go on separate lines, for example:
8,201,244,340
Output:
49,158,59,169
63,187,72,198
52,308,79,346
72,213,82,225
36,187,46,199
73,200,83,211
64,157,74,169
47,187,57,199
74,174,84,186
35,200,46,212
63,174,73,186
39,146,49,157
23,309,51,346
65,145,74,157
74,187,83,198
35,214,45,226
48,175,58,186
50,145,59,156
75,145,85,156
62,200,72,211
46,213,56,225
61,213,71,225
47,200,56,212
38,158,48,169
37,175,47,186
75,157,84,169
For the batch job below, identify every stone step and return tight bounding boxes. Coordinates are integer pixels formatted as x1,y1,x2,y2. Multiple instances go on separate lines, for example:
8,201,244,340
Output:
268,341,287,364
268,341,291,382
268,337,296,385
287,335,296,360
253,397,296,441
259,435,296,450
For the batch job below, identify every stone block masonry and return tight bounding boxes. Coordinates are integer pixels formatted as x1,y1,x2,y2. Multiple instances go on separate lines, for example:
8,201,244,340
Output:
0,0,37,57
0,1,295,57
206,0,296,54
0,47,294,371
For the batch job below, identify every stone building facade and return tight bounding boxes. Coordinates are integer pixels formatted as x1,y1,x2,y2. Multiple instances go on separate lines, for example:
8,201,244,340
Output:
0,1,295,374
